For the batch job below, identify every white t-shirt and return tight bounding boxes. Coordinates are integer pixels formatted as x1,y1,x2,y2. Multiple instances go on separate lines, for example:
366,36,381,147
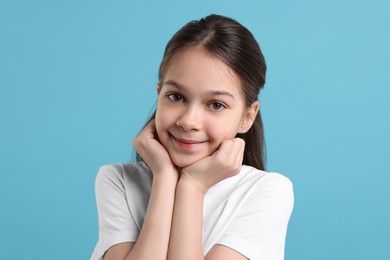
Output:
91,162,294,260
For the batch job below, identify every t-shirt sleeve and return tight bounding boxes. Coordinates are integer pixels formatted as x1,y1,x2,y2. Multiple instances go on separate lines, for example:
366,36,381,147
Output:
90,164,139,260
217,173,294,260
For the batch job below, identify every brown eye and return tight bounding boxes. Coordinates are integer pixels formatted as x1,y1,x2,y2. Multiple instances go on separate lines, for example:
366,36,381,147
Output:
167,93,184,102
208,101,226,111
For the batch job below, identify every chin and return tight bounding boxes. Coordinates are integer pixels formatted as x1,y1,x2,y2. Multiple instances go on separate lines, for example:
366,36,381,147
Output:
170,154,204,168
172,158,197,168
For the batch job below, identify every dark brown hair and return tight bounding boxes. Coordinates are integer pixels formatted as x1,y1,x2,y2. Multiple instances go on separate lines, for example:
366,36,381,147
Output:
137,14,267,170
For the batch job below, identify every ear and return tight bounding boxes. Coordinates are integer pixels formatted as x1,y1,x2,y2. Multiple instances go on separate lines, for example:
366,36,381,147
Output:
238,101,260,133
156,83,161,94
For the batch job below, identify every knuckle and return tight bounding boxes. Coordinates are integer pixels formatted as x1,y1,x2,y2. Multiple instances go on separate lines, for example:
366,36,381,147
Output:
234,137,245,146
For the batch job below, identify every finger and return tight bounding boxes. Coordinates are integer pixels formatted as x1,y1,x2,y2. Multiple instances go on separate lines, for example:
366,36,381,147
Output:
227,138,244,164
144,119,156,132
215,139,234,160
233,138,245,165
220,138,243,157
215,139,243,170
140,119,158,138
134,119,155,147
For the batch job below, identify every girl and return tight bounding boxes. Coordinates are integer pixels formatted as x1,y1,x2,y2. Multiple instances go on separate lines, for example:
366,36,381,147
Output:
91,14,294,260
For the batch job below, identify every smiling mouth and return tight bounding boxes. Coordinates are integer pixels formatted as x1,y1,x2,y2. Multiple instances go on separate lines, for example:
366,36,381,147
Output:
171,135,206,149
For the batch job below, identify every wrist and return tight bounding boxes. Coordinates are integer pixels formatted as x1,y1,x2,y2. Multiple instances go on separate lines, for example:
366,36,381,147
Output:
152,169,179,185
178,173,209,195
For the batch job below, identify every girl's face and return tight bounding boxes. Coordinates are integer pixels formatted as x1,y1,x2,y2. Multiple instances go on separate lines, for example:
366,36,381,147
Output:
155,48,258,168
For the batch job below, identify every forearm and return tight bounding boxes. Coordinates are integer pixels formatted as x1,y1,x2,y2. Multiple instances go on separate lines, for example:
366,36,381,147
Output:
167,175,206,260
126,173,177,260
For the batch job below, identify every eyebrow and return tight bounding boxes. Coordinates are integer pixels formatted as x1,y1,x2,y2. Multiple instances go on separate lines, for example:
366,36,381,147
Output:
163,80,236,100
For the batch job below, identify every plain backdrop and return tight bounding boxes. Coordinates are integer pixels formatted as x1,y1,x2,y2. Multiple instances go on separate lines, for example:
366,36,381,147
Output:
1,0,389,259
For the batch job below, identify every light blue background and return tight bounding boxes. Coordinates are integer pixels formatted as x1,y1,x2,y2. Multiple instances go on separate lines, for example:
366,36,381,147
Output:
1,0,389,259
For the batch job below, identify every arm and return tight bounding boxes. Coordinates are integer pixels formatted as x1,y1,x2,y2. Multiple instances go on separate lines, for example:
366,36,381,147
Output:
167,174,205,260
167,139,248,260
104,120,179,260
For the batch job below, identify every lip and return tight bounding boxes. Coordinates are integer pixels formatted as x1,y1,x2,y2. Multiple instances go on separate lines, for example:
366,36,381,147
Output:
171,134,206,149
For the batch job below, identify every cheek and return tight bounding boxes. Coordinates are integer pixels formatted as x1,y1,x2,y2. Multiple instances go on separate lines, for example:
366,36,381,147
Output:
155,105,177,141
155,107,168,137
207,118,242,143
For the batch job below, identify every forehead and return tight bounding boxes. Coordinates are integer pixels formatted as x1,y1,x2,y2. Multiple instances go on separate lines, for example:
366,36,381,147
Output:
163,48,244,97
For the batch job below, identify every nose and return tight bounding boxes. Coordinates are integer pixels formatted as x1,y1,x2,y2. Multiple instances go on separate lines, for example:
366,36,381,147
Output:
176,105,202,131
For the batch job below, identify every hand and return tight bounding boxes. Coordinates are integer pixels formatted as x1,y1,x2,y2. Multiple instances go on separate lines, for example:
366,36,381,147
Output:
180,138,245,193
133,119,178,177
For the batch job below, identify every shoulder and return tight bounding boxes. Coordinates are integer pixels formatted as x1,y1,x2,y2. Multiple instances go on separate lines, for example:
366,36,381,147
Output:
95,162,152,192
213,166,294,260
239,165,294,209
240,165,293,190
